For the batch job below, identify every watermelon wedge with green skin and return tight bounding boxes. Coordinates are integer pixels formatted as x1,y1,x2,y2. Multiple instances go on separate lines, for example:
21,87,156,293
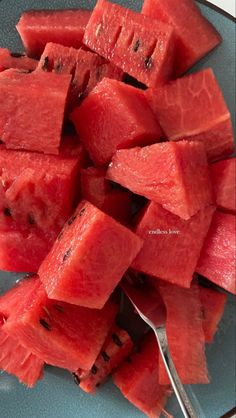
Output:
142,0,221,76
0,69,71,155
81,167,132,224
16,9,91,58
76,325,134,393
84,0,176,87
0,48,38,72
0,277,44,387
210,158,236,214
39,200,143,309
199,285,227,343
107,141,213,220
146,68,234,162
37,43,123,109
71,77,162,167
113,333,171,418
158,283,209,385
3,277,118,371
196,211,236,295
132,202,215,288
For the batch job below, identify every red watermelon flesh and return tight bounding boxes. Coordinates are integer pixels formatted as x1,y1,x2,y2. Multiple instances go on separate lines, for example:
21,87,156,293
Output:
113,333,171,418
84,0,176,87
199,285,227,343
107,141,213,220
37,43,123,110
0,69,71,154
0,278,44,387
76,325,134,393
71,77,162,166
3,277,118,371
146,68,234,161
158,283,209,385
142,0,221,76
81,167,132,224
132,202,215,287
39,200,143,309
16,9,91,58
0,276,39,317
0,316,44,387
196,211,236,295
210,158,236,214
0,48,38,72
0,147,80,233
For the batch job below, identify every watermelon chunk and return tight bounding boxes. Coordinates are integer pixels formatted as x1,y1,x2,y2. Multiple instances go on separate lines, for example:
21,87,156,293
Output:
37,42,123,109
146,68,234,161
71,78,162,166
0,278,44,387
0,70,71,154
196,211,236,295
113,333,171,417
210,158,236,214
158,283,209,385
132,202,215,287
142,0,221,76
199,285,227,343
107,141,213,220
84,0,176,87
0,48,38,72
38,200,143,309
16,9,91,58
3,277,118,371
81,167,132,224
76,324,134,393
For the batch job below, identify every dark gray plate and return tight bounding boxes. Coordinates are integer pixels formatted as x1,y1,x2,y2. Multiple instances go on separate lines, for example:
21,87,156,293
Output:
0,1,235,418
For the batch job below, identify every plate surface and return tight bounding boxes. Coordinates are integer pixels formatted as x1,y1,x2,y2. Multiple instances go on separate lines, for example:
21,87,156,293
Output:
0,1,235,418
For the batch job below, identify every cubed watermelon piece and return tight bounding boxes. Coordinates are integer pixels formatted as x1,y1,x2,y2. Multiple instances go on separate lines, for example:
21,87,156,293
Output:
0,48,38,72
0,278,44,387
199,285,227,343
0,147,80,233
107,141,213,220
81,167,132,224
0,70,71,154
210,158,236,214
158,283,209,385
37,43,123,110
16,9,91,58
39,200,143,309
196,211,236,295
132,202,215,287
142,0,221,76
113,333,171,417
71,78,162,166
146,68,234,161
84,0,176,87
3,277,118,371
76,324,134,393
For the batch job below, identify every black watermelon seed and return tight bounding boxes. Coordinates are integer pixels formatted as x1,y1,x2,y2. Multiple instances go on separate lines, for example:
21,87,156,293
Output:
67,215,77,226
91,365,98,375
72,373,81,385
96,66,102,81
112,333,123,347
42,56,49,71
28,213,35,225
55,61,62,73
39,318,51,331
53,304,64,313
96,383,101,388
3,207,11,217
25,272,37,278
79,208,86,217
125,356,132,364
101,351,110,362
133,39,140,52
10,52,25,58
144,56,153,70
57,230,64,241
62,248,72,263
